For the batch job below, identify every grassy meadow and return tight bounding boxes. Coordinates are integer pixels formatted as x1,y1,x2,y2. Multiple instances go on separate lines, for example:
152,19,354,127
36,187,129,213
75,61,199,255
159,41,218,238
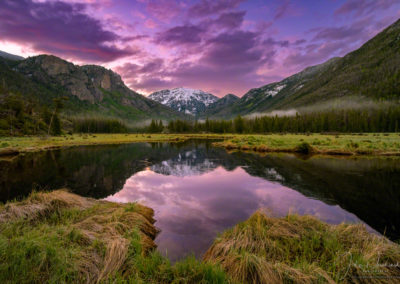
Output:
0,133,230,155
1,133,400,156
214,133,400,155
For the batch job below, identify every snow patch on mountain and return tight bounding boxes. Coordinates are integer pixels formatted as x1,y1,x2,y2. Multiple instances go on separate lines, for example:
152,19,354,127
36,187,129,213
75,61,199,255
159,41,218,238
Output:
266,84,286,97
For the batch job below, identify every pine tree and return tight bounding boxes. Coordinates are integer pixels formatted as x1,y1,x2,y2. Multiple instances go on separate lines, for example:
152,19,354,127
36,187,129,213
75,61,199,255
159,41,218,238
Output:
234,115,245,133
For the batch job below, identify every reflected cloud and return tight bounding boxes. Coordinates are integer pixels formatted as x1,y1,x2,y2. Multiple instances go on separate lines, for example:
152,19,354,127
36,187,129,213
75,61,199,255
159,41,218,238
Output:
106,166,365,261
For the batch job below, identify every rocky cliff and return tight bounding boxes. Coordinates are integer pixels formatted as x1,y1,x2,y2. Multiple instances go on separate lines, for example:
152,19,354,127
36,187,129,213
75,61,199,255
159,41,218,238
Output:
8,55,186,120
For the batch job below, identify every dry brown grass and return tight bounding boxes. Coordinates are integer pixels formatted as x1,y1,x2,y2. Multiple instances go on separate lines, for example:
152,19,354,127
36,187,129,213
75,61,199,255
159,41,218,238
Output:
0,189,96,222
0,190,158,283
204,211,400,284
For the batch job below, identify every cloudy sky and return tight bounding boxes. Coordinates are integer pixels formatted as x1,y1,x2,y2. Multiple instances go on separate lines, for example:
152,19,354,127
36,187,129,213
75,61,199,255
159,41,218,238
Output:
0,0,399,97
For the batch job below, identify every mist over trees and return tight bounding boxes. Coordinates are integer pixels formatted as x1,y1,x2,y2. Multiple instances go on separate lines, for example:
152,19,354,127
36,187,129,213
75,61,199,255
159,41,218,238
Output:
155,107,400,134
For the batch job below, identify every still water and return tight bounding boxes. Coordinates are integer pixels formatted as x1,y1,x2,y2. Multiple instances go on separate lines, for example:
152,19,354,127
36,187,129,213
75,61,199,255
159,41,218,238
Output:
1,140,399,261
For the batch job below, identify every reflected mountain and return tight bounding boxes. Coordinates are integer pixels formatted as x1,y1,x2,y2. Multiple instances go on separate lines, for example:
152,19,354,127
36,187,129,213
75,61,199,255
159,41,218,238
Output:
150,150,217,176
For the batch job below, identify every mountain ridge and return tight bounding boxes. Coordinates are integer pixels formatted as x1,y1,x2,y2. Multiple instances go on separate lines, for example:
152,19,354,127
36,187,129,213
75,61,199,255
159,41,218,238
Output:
0,50,24,61
199,93,239,118
0,54,186,121
208,18,400,118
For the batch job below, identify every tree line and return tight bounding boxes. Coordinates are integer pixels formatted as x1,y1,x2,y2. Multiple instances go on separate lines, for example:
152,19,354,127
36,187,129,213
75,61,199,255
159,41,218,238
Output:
72,117,128,133
148,107,400,134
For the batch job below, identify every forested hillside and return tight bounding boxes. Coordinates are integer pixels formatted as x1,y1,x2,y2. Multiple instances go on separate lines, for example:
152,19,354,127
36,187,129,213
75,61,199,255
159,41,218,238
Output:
209,18,400,118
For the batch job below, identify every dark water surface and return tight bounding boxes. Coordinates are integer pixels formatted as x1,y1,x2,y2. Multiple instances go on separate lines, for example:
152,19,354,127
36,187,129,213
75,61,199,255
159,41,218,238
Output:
1,140,399,261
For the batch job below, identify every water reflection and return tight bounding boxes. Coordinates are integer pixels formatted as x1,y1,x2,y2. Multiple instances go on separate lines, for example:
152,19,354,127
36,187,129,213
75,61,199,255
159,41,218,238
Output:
1,140,399,260
106,166,364,261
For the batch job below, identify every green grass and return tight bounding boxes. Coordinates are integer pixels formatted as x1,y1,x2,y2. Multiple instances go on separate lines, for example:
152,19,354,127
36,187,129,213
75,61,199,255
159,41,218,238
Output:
204,211,400,283
214,133,400,155
1,133,400,156
0,190,228,283
0,133,233,155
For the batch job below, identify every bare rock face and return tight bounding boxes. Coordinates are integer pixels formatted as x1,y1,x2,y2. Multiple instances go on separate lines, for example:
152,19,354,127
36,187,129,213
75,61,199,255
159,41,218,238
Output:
16,55,128,103
36,55,74,76
101,74,111,89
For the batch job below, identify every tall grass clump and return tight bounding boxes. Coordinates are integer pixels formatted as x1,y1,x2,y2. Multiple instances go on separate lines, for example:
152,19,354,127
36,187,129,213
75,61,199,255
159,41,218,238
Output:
204,211,400,284
0,190,228,283
72,117,128,133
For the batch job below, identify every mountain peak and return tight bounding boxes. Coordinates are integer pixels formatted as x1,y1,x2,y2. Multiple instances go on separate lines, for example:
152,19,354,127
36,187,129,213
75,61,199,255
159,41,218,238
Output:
149,87,218,116
223,93,239,100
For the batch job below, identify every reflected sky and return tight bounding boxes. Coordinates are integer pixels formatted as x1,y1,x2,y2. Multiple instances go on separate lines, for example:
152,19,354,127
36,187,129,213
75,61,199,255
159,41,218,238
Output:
105,165,365,261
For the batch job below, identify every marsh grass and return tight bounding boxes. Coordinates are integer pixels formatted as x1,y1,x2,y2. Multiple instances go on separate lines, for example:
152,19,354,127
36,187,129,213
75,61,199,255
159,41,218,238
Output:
1,133,399,156
0,190,227,283
0,133,229,155
213,133,400,155
204,211,400,284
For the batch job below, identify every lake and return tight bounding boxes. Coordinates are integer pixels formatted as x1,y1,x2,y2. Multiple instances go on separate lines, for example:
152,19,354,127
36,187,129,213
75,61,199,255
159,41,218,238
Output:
1,140,399,261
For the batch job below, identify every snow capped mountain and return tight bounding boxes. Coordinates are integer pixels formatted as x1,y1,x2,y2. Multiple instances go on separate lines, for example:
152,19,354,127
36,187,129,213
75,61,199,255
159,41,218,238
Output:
148,87,218,116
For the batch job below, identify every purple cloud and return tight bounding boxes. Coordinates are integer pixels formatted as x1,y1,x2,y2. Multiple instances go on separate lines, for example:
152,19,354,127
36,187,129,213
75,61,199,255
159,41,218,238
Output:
145,0,182,21
212,11,246,29
0,0,132,62
312,17,373,43
188,0,245,18
313,25,365,41
122,35,150,43
335,0,398,17
263,38,290,48
274,0,291,20
116,58,164,76
284,17,377,71
294,39,306,45
203,31,266,66
156,25,205,45
284,41,344,68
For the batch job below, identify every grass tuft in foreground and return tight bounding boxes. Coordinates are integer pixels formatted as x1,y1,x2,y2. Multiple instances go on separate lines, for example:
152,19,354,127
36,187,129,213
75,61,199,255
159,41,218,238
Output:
204,211,400,283
0,190,227,283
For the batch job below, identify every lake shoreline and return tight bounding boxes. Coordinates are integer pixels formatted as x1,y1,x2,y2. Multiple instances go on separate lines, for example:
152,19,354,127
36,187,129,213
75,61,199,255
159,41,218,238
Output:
213,141,400,156
1,189,399,283
1,133,400,157
0,133,230,156
212,133,400,157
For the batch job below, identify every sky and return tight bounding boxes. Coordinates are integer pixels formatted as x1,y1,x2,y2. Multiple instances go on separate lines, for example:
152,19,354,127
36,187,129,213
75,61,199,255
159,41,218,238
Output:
0,0,399,97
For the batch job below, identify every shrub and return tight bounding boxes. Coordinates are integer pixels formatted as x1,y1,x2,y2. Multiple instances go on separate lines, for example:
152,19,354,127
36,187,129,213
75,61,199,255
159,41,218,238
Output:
295,142,314,154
